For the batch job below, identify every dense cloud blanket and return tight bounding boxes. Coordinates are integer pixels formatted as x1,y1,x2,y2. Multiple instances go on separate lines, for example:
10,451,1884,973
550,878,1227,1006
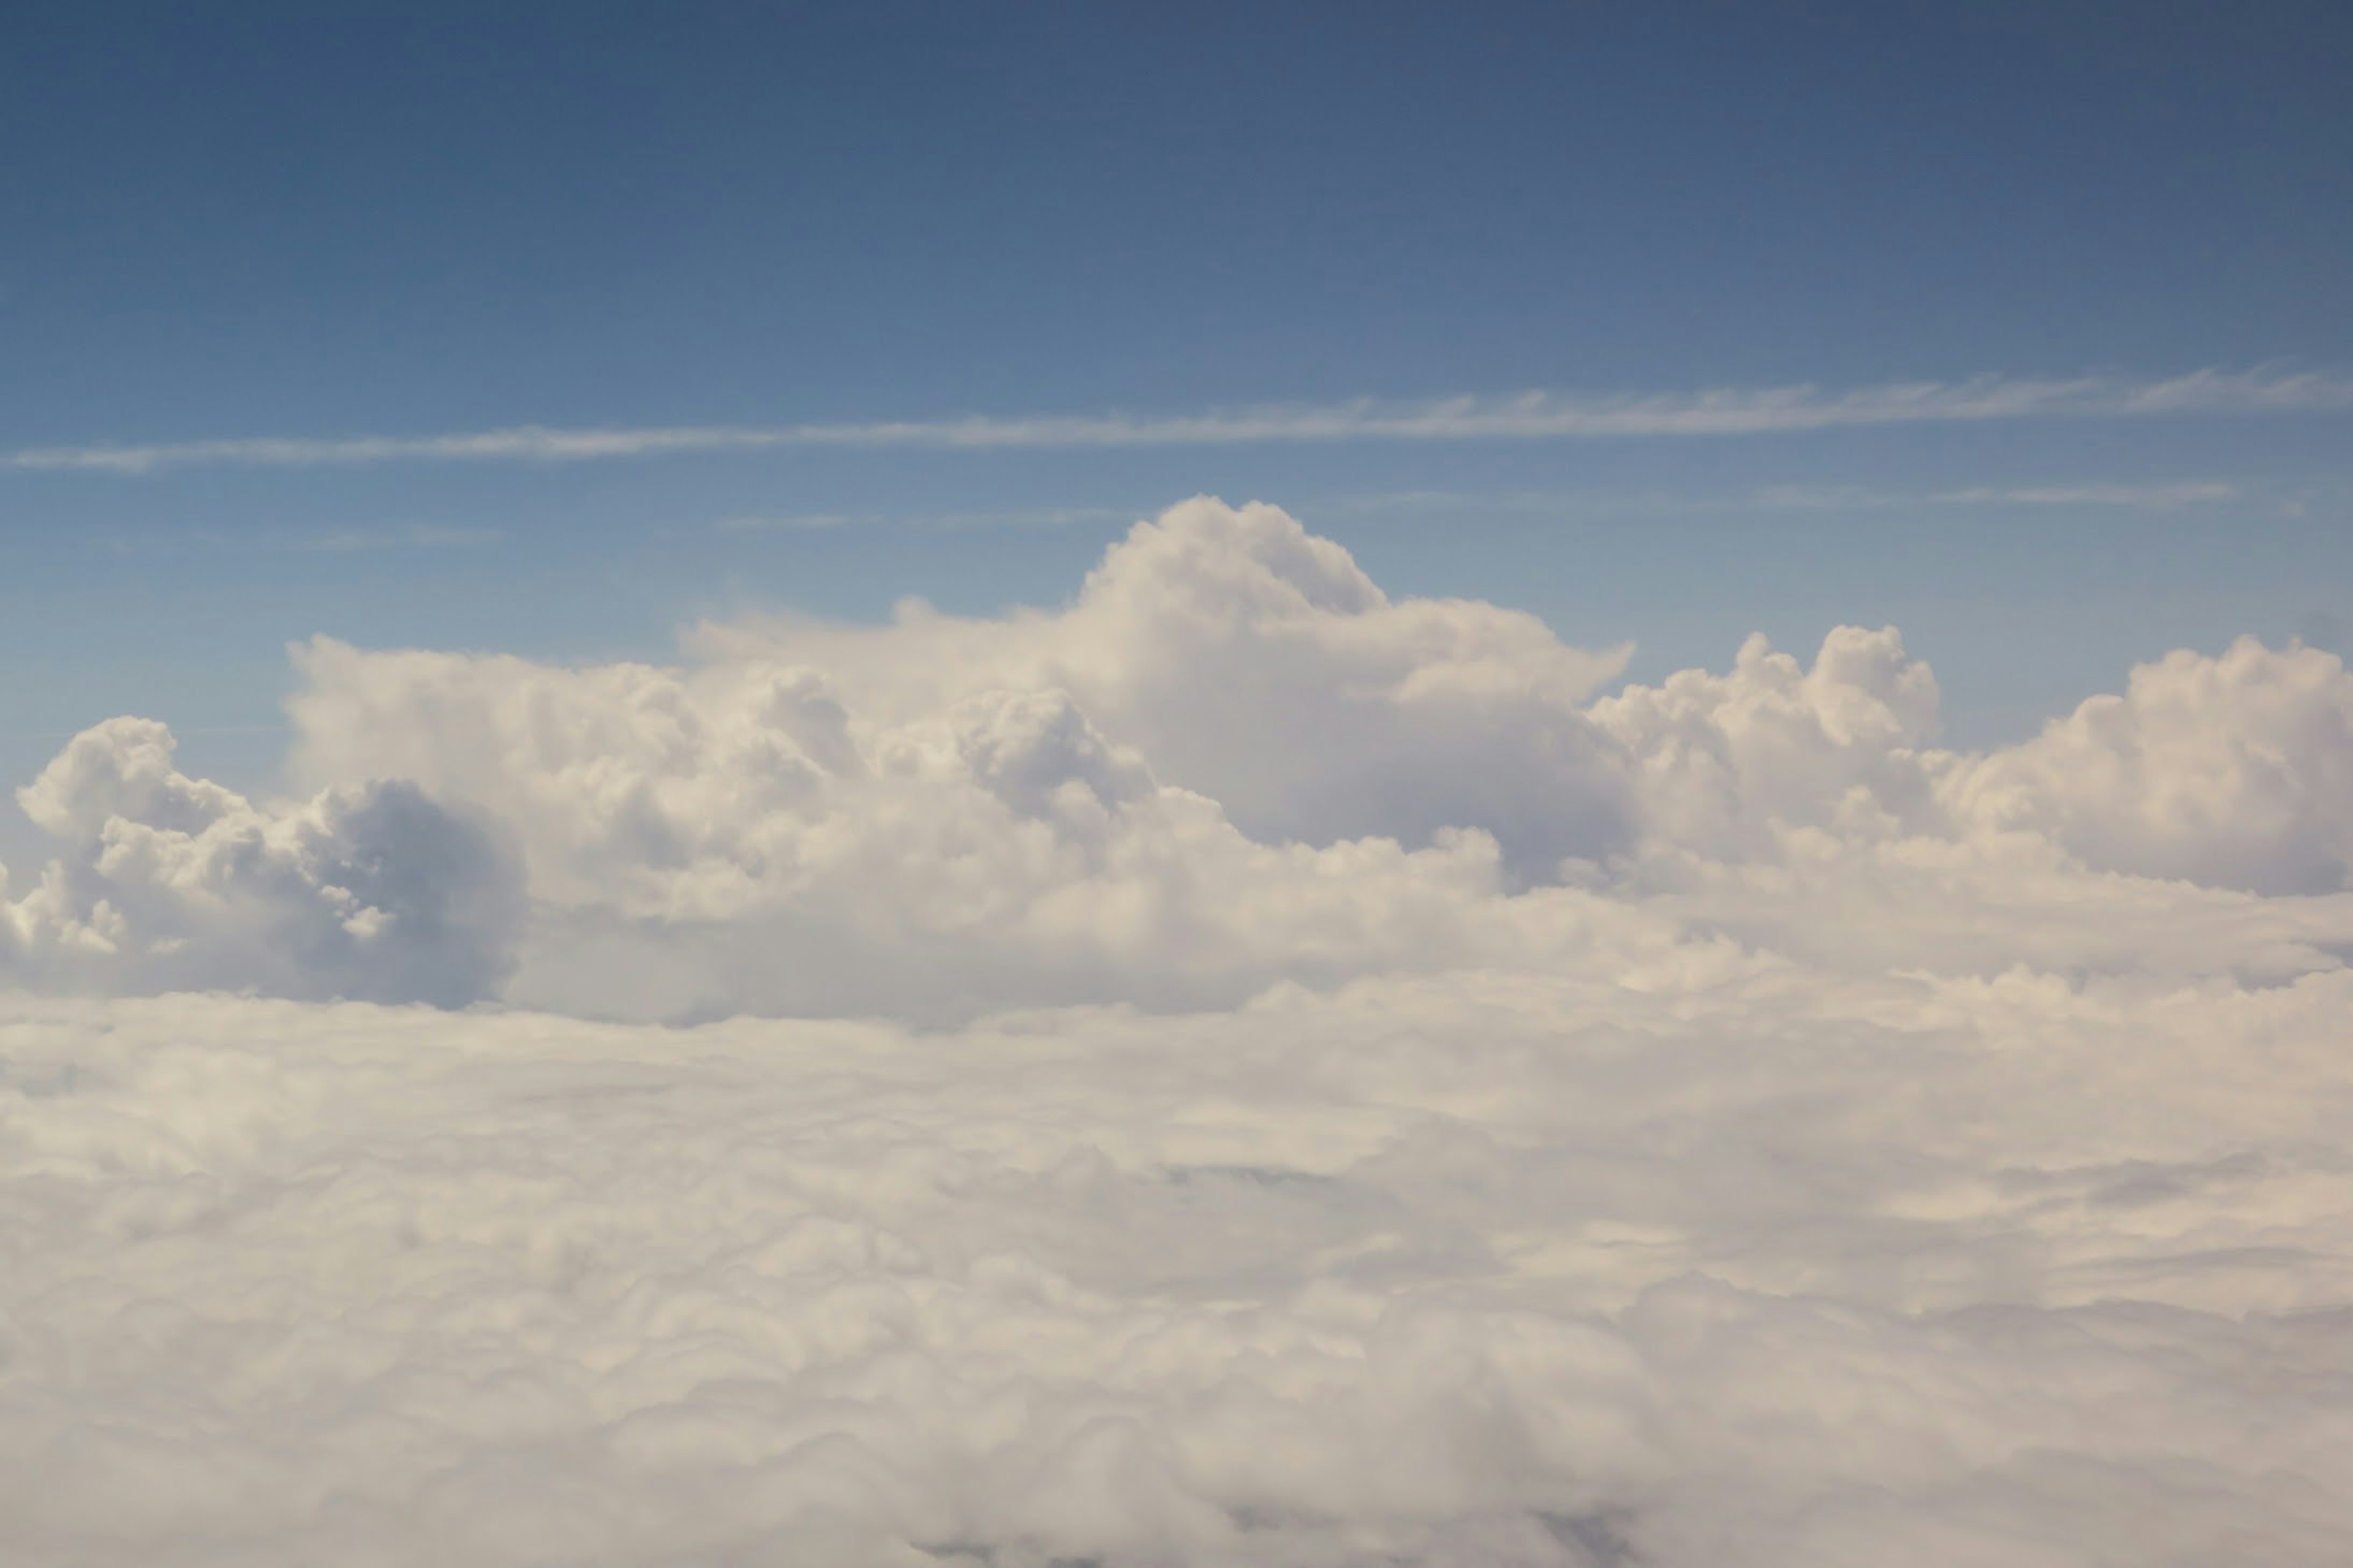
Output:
4,500,2352,1564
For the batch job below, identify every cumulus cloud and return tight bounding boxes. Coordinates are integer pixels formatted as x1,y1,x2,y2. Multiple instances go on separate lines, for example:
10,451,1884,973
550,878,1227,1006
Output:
6,496,2353,1561
7,497,2349,1020
1591,623,1947,860
1947,637,2353,894
687,498,1633,868
2,718,521,1006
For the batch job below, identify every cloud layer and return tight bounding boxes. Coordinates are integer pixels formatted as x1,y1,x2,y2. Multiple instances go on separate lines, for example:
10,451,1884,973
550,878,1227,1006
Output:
4,499,2352,1563
7,965,2353,1566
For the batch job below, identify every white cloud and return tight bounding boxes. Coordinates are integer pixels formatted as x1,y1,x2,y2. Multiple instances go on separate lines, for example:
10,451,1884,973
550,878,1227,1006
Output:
689,499,1635,867
1591,623,1947,861
11,367,2348,474
1946,637,2353,895
4,718,522,1005
7,498,2349,1021
261,501,1642,1017
8,498,2353,1561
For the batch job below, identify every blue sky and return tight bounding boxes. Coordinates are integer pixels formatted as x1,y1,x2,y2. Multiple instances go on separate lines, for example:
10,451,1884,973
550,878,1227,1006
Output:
6,0,2351,838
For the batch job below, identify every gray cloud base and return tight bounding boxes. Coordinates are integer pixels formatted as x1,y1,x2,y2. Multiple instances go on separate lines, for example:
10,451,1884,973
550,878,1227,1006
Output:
4,499,2353,1563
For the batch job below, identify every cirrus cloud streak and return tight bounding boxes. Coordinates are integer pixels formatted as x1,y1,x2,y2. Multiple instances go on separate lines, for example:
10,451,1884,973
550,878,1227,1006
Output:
11,366,2351,475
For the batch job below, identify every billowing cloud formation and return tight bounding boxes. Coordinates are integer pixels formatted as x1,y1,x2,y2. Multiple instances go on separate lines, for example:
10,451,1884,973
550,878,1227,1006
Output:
1592,623,1946,859
4,498,2350,1018
1950,637,2353,894
4,719,520,1006
4,498,2353,1562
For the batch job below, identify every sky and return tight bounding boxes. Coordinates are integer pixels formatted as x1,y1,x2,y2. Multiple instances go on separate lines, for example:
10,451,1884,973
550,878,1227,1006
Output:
9,7,2353,1565
6,0,2352,816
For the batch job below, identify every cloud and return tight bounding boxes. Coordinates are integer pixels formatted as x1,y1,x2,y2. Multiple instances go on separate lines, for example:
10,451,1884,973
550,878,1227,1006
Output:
1946,637,2353,895
4,959,2353,1566
1925,481,2239,507
261,501,1641,1017
11,498,2351,1021
11,367,2349,474
292,523,501,553
1753,480,2243,511
686,499,1637,867
714,506,1143,532
7,499,2353,1561
4,718,522,1005
1591,623,1947,862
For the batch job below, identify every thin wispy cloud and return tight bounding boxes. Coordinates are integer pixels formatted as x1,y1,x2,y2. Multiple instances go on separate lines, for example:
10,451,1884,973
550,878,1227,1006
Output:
1925,481,2240,507
1321,479,2251,520
85,523,503,556
714,504,1146,533
1753,480,2245,511
713,512,858,532
12,368,2349,476
295,524,504,552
